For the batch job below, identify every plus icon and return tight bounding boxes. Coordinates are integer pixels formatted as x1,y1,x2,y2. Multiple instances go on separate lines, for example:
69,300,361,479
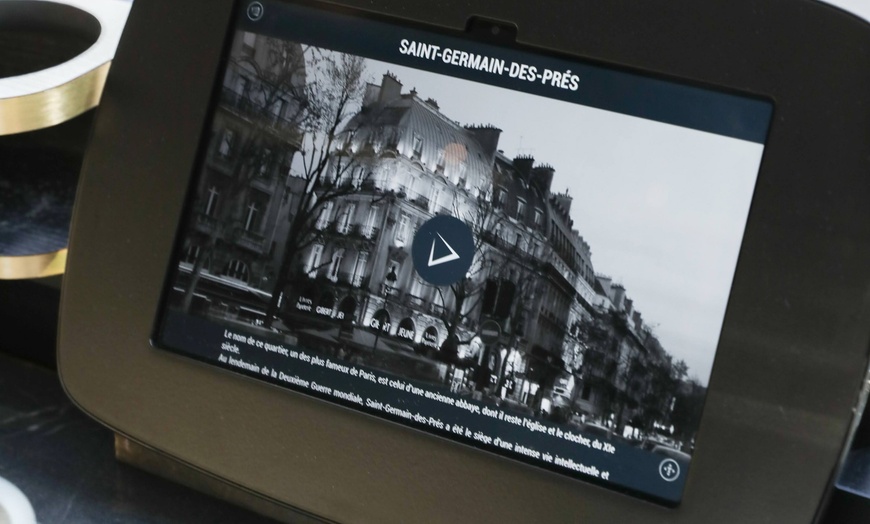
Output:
659,459,681,482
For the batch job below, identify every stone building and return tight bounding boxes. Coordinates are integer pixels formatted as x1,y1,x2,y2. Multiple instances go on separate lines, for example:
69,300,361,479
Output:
173,32,306,321
280,73,602,397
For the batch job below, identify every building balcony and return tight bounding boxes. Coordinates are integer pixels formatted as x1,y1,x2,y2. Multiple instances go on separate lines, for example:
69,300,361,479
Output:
219,87,303,142
403,294,428,309
326,271,370,289
365,226,381,240
408,195,430,212
429,302,446,316
236,227,266,253
194,212,219,236
250,175,276,194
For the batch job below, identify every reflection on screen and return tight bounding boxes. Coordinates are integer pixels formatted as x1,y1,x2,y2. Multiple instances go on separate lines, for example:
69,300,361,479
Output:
156,0,771,504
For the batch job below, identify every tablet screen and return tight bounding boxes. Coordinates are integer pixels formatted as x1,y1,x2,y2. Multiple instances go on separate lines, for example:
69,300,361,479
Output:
155,0,772,504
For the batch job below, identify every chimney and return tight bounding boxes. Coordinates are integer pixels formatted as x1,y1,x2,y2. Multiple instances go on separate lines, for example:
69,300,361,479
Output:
553,192,573,216
611,284,625,310
632,311,643,333
379,73,403,104
512,155,534,181
465,125,502,160
363,83,381,109
531,164,555,195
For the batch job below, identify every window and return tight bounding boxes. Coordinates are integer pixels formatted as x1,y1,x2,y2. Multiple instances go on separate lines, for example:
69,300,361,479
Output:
365,206,379,237
457,161,467,187
183,244,200,264
412,135,423,158
343,130,356,150
396,214,409,244
204,185,220,216
429,187,441,213
241,33,256,57
338,203,355,234
316,201,333,230
306,245,323,277
259,148,272,177
244,201,260,231
352,251,369,287
352,166,364,188
218,129,235,158
223,259,249,282
328,249,345,281
534,208,543,226
496,188,507,207
516,198,526,219
271,98,286,123
410,277,423,298
236,75,250,102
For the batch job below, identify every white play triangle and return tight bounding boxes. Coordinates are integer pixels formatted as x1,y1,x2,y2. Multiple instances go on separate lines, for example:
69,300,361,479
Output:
427,233,461,267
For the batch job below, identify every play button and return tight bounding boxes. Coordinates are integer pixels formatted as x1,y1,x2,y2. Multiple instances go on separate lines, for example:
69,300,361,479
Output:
411,216,475,286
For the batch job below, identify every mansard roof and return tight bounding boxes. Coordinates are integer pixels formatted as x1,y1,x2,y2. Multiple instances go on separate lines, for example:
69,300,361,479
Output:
344,89,494,193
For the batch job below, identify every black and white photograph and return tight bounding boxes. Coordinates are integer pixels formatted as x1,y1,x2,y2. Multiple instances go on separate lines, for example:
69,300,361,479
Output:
163,29,765,461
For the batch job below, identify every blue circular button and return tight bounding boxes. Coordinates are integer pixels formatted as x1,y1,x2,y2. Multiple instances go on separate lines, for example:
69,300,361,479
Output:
411,216,475,286
658,458,681,482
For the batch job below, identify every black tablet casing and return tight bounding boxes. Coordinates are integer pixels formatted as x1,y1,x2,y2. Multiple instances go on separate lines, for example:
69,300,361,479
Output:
59,1,870,522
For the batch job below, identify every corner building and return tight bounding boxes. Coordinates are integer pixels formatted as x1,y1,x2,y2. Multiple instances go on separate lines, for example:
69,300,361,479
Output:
285,73,599,401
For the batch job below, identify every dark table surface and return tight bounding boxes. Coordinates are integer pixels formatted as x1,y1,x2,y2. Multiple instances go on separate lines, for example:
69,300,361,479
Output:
0,351,282,524
1,278,868,523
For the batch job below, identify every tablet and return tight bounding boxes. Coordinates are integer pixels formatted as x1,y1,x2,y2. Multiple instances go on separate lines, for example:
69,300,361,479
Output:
58,0,870,522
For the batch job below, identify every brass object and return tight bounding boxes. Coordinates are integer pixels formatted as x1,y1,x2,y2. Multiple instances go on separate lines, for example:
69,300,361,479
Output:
0,61,110,136
0,0,130,278
0,249,67,280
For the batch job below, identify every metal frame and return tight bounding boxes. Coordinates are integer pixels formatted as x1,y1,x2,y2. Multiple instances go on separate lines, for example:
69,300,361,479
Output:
58,0,870,522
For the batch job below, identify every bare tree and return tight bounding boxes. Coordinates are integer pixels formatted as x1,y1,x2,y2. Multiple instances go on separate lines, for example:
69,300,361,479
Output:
430,193,508,360
180,35,314,313
263,51,372,328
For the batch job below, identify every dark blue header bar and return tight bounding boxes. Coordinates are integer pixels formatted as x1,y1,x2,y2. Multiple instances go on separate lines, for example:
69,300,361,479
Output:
239,0,772,144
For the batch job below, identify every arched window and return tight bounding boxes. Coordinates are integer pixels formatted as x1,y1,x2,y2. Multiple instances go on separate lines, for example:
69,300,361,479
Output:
338,296,357,322
397,318,416,342
422,326,440,349
371,309,391,333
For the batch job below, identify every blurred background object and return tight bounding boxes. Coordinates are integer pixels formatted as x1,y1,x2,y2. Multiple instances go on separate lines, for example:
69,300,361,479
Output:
0,0,130,280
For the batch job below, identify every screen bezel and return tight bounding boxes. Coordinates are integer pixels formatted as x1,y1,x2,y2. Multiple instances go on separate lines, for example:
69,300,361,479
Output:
59,0,870,521
154,0,773,506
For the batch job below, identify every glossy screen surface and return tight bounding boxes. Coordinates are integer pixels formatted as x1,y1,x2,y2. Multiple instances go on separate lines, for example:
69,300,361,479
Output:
155,0,772,504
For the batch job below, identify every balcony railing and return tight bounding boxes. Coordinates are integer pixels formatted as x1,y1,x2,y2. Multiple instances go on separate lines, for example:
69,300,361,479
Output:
194,212,219,235
429,302,446,316
236,227,266,252
220,87,302,137
404,294,427,309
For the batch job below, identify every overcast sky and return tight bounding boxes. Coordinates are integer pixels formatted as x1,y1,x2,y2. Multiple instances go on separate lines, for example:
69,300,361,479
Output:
349,56,765,385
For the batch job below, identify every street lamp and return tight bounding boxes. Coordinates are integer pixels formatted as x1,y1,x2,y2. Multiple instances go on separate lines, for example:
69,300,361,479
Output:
372,265,398,355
